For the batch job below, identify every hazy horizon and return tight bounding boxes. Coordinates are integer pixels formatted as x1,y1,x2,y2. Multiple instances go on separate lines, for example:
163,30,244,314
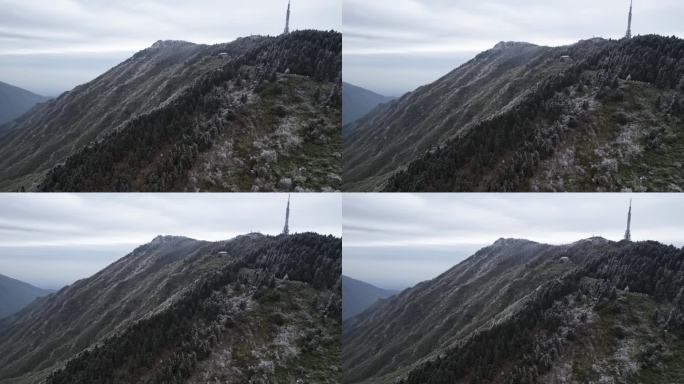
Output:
343,193,684,291
344,0,684,97
0,0,342,96
0,193,341,289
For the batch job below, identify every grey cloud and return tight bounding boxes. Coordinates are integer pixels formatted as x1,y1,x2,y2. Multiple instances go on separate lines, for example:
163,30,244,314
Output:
343,193,684,289
344,0,684,95
0,193,341,288
0,0,341,95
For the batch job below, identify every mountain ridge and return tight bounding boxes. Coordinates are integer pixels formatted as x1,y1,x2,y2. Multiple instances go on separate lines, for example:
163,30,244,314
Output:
342,82,396,126
342,275,398,320
343,237,684,384
0,232,342,384
0,30,341,192
0,81,49,128
0,274,51,320
344,34,684,192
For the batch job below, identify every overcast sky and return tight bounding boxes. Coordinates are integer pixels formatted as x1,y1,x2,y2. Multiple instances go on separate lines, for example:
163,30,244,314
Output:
0,0,341,96
343,193,684,290
344,0,684,96
0,193,341,289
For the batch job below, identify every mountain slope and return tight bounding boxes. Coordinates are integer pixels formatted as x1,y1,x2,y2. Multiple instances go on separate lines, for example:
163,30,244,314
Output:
344,35,684,192
0,232,341,384
342,275,397,320
343,238,684,384
342,82,395,126
343,238,684,383
0,274,51,319
0,82,49,126
0,30,341,192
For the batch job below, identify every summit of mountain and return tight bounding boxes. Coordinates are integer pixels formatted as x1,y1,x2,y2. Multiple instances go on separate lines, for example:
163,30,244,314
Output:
492,41,538,50
0,30,341,192
344,34,684,192
343,237,684,384
0,232,341,384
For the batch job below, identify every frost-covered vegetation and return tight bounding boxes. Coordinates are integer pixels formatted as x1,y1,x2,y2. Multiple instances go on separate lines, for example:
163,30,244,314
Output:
0,233,341,384
343,238,684,384
0,30,341,192
344,35,684,192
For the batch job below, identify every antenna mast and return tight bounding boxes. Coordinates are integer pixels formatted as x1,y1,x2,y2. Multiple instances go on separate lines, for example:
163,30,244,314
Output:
624,199,632,241
625,0,633,39
284,0,291,34
282,194,290,235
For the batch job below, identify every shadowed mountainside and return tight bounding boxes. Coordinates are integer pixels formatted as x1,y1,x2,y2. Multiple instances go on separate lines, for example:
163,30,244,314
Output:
342,275,397,320
0,81,49,127
342,82,395,126
0,274,51,319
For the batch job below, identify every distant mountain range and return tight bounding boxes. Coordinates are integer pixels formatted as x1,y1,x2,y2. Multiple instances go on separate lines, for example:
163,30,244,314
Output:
0,232,341,383
343,237,684,384
342,275,397,320
0,30,341,192
342,82,395,126
0,81,49,126
0,273,51,319
343,35,684,192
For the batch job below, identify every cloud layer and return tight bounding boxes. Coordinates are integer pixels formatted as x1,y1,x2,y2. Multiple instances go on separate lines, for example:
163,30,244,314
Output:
0,0,341,95
343,0,684,96
343,193,684,289
0,193,341,288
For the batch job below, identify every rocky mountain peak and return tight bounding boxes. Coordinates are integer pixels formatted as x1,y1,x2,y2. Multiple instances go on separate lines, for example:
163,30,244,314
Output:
150,235,192,244
149,39,194,49
492,41,536,50
492,237,537,247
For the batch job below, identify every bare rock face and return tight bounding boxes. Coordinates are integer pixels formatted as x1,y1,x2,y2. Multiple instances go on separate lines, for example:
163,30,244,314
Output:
344,35,684,192
0,30,341,192
0,233,341,384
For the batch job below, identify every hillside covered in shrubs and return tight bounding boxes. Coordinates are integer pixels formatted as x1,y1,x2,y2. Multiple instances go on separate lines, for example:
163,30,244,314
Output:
343,238,684,384
0,233,341,384
0,30,341,192
344,35,684,192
